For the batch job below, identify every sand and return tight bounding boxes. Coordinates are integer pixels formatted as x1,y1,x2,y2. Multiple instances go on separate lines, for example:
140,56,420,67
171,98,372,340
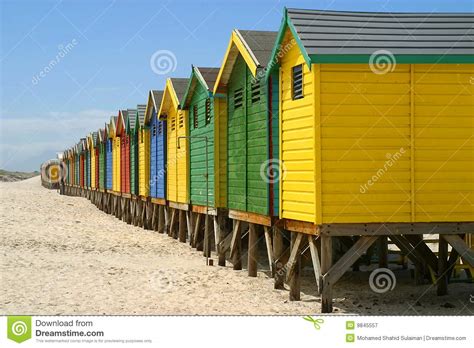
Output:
1,176,472,315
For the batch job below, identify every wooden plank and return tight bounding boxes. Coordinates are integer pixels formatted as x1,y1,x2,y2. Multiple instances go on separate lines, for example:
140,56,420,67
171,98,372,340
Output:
151,197,167,206
390,235,426,275
122,193,131,199
405,235,438,272
286,233,303,282
321,235,333,313
437,236,448,296
203,215,211,258
158,205,165,233
193,213,202,249
284,219,320,235
378,236,388,268
187,212,194,246
289,232,302,301
228,209,272,226
248,223,258,277
169,201,189,211
169,208,176,238
308,235,321,295
443,234,474,267
231,220,242,270
321,223,474,236
263,226,274,276
273,226,285,289
192,205,217,216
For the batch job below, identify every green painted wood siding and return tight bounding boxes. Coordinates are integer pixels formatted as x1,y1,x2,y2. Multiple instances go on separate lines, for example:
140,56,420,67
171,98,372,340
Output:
130,133,138,195
227,55,269,215
189,83,215,207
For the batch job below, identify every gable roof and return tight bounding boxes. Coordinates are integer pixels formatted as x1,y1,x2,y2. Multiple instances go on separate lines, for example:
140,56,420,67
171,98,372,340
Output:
116,110,128,135
126,108,137,133
136,104,146,128
92,132,98,147
214,29,277,94
109,116,117,138
267,7,474,73
158,78,190,119
144,90,164,125
182,66,220,108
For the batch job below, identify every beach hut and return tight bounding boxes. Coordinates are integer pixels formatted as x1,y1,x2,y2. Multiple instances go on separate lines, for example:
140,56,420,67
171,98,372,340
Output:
158,78,189,204
106,122,113,191
131,105,146,196
98,128,106,190
267,8,474,311
110,116,120,192
158,78,189,239
74,143,80,187
92,131,99,189
182,66,221,210
117,110,132,194
146,90,165,200
85,136,91,189
213,29,278,267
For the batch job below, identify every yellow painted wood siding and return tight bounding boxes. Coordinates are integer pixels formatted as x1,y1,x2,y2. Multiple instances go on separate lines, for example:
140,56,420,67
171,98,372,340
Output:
138,128,150,197
91,147,96,189
214,97,227,207
280,31,315,223
167,108,189,204
113,137,121,191
413,64,474,222
319,64,412,223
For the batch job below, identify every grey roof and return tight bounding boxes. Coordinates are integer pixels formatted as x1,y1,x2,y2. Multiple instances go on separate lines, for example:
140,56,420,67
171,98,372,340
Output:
92,132,98,147
287,8,474,55
152,90,164,112
127,108,137,131
196,67,220,91
170,78,190,104
137,104,146,126
236,30,278,67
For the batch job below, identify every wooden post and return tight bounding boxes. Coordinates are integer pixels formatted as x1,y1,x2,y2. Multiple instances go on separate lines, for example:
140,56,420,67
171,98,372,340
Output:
437,235,448,296
378,236,388,268
193,214,202,250
248,223,258,277
203,215,211,257
288,232,302,301
263,226,274,276
178,210,186,242
169,208,177,238
321,235,333,313
308,235,322,295
157,205,165,233
273,226,285,290
187,212,194,245
152,204,158,231
215,214,228,267
230,220,242,270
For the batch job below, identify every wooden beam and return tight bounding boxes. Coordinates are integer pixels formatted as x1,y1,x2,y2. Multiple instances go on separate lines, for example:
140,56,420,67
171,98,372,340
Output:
168,208,176,238
193,213,202,250
187,212,194,246
442,234,474,267
263,226,274,276
378,236,388,268
228,209,272,226
230,220,242,270
288,232,302,301
405,235,438,272
321,235,333,313
285,232,303,282
308,235,321,295
273,226,285,289
437,236,448,296
178,210,186,243
203,214,211,257
157,205,165,233
215,214,229,267
248,223,258,277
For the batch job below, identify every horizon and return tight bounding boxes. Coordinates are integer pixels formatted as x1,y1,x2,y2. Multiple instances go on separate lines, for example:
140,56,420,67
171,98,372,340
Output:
1,0,473,172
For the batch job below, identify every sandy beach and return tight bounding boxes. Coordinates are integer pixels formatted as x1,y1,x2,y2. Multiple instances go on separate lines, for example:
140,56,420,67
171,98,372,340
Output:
1,176,472,315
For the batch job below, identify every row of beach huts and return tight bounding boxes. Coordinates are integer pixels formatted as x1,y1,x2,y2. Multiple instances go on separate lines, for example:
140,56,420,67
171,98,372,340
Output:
57,9,474,312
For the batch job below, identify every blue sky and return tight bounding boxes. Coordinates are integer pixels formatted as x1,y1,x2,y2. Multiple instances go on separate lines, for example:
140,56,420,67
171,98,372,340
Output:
1,0,473,171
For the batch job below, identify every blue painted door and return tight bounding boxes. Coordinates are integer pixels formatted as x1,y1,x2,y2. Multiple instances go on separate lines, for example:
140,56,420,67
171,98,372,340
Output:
106,139,113,189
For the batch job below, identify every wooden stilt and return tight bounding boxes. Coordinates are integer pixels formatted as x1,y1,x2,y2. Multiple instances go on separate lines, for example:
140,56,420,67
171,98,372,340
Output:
187,212,194,245
263,226,274,276
216,213,228,267
321,235,333,313
193,213,202,250
178,210,186,242
273,226,285,290
152,204,158,231
230,220,242,270
378,236,388,268
308,235,322,295
443,234,474,267
288,232,302,301
203,214,211,257
248,223,258,277
157,205,165,233
437,235,448,296
163,206,170,234
169,208,177,238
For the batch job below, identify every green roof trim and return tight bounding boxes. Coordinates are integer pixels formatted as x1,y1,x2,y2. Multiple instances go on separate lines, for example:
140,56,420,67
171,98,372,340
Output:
265,7,311,80
182,66,211,109
310,54,474,64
